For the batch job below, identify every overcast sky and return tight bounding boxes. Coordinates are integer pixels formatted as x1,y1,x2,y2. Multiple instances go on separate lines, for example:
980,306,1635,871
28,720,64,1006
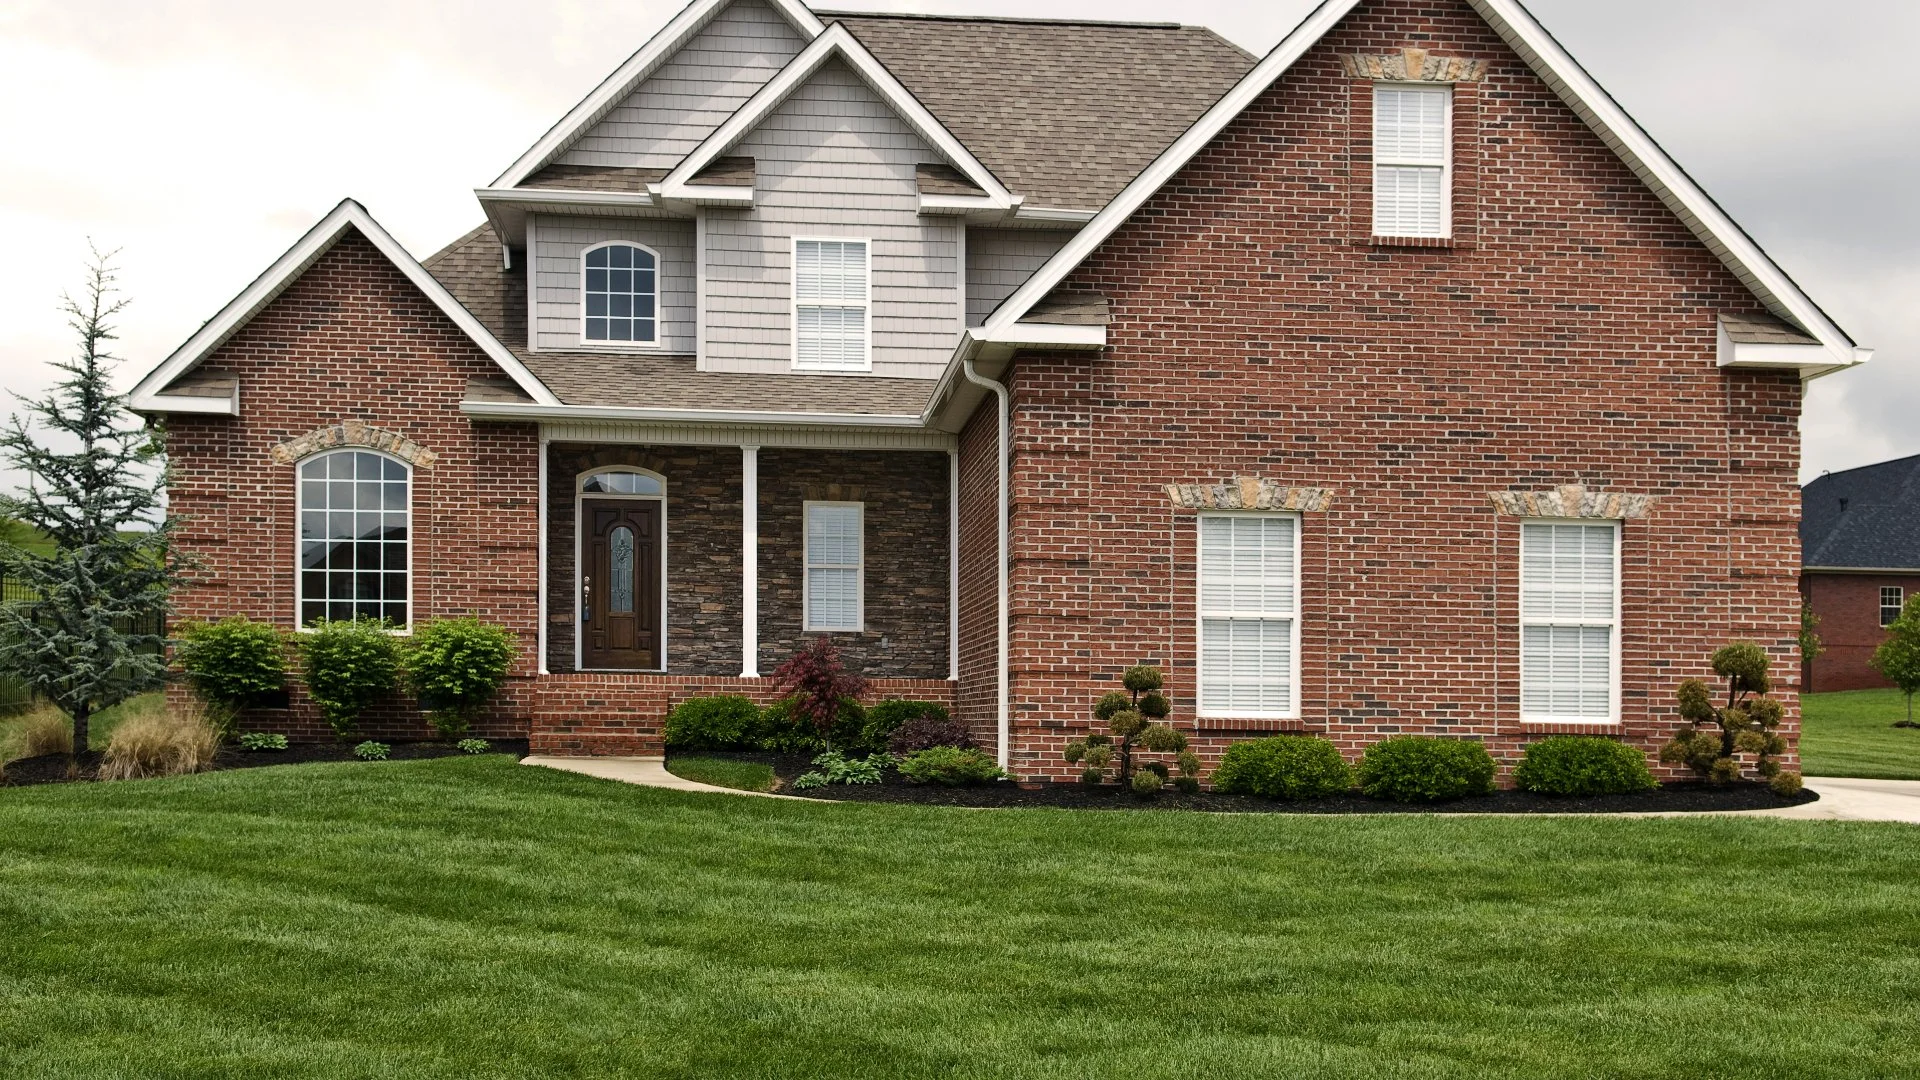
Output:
0,0,1910,484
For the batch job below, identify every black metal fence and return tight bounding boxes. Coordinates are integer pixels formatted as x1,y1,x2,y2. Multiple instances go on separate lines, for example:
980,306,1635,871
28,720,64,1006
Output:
0,576,167,715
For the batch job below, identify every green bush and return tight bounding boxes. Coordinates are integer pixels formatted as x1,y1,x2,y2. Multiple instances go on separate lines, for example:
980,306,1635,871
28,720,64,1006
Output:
238,732,289,751
1357,736,1497,803
1513,737,1657,796
897,746,1004,786
1212,736,1352,800
757,697,863,753
298,620,403,739
404,617,517,739
175,617,287,725
664,695,761,750
353,740,390,761
861,699,948,752
792,750,893,789
456,738,490,755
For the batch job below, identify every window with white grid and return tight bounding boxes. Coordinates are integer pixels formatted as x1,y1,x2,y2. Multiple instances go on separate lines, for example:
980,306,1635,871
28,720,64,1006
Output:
793,239,869,370
804,502,863,631
1373,85,1451,238
1198,514,1299,718
1520,522,1619,723
581,242,657,344
297,450,409,629
1883,586,1906,627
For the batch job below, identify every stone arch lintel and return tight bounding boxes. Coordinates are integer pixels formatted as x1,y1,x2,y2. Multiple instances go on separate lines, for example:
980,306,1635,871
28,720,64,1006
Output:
268,420,437,470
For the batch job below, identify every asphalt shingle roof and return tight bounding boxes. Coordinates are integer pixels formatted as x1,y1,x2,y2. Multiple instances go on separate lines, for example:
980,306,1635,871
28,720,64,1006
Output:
1802,453,1920,570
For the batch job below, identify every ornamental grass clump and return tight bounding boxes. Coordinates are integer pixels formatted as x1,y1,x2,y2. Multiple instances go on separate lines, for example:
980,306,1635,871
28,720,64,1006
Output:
298,619,403,739
3,705,73,762
1063,665,1201,794
1357,736,1497,803
1212,736,1352,800
97,702,220,781
405,617,516,739
1660,641,1799,791
174,617,288,735
1513,736,1656,796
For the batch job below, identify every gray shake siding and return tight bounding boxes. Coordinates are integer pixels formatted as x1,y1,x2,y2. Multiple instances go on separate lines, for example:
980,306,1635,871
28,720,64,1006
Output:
532,216,698,352
558,0,806,171
702,59,961,380
965,228,1075,327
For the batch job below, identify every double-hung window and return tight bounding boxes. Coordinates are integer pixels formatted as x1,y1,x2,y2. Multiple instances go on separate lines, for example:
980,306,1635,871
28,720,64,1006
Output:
793,238,869,370
298,449,409,628
1883,586,1906,627
804,502,863,631
1520,522,1619,723
1373,84,1451,238
1197,514,1300,718
582,242,657,344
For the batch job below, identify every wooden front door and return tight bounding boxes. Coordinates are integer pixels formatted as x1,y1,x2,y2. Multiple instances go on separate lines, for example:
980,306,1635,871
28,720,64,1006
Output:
581,499,661,670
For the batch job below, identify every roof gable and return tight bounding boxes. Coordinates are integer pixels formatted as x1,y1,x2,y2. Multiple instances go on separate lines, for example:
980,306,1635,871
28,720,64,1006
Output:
130,200,559,413
979,0,1868,377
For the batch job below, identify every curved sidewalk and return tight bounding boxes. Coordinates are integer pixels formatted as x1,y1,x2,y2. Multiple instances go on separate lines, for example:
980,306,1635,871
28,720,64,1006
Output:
522,756,1920,823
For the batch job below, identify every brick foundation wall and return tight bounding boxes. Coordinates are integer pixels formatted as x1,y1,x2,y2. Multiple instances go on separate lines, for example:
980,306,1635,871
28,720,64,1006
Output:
972,0,1805,783
1803,572,1920,693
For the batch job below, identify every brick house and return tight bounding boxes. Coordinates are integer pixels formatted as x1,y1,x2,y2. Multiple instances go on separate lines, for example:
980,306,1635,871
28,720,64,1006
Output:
1801,455,1920,693
132,0,1870,779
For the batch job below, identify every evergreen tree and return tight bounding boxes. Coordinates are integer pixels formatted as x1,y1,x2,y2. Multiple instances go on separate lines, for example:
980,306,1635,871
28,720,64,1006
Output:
0,246,177,753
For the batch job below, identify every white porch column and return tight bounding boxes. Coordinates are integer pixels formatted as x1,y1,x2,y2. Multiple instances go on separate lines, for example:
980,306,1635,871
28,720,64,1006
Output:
536,431,549,675
740,444,759,677
948,448,959,681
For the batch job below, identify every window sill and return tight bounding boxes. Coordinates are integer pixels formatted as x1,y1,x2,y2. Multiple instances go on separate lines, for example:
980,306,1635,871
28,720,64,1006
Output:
1518,720,1622,736
1195,715,1307,732
571,341,666,352
1365,235,1465,250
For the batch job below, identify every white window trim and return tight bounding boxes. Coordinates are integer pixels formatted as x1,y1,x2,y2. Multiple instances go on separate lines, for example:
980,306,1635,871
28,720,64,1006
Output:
790,236,872,372
1196,511,1303,721
1518,518,1622,726
293,447,413,634
578,240,663,350
802,500,865,632
1372,82,1453,239
1882,586,1906,627
574,467,669,673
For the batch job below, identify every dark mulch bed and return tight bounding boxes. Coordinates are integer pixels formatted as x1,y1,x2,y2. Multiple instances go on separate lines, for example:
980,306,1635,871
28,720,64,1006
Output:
669,749,1819,814
2,739,531,788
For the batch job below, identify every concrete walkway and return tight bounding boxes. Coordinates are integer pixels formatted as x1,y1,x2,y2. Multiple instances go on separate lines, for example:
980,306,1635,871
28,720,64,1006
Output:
521,756,1920,823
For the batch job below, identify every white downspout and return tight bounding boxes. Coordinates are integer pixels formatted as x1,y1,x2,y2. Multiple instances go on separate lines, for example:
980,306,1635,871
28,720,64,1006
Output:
960,358,1010,769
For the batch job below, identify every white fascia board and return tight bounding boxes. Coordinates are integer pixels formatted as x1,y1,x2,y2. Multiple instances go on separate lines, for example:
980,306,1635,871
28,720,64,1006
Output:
659,24,1013,208
135,392,238,416
130,199,561,411
1716,319,1870,380
670,185,754,206
978,323,1105,348
1011,206,1098,225
460,399,925,428
918,194,1003,215
491,0,824,189
475,187,660,211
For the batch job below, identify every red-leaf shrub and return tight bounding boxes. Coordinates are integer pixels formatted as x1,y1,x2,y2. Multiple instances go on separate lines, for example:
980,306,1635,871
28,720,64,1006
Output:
771,637,868,739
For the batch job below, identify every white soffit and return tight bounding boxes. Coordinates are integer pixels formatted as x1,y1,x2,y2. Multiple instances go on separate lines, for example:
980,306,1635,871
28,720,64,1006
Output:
130,199,561,412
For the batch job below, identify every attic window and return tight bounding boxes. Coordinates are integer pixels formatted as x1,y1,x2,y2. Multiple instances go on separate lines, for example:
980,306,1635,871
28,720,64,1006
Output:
792,238,870,371
582,242,658,345
1373,85,1451,238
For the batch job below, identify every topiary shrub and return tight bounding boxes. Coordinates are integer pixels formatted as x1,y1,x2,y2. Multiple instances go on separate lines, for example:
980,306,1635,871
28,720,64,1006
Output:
664,695,762,750
886,711,973,755
862,699,949,752
1661,641,1790,784
174,617,288,734
1357,736,1497,803
897,746,1004,786
1212,736,1352,800
1063,665,1196,795
1513,736,1656,796
404,616,517,739
297,619,403,739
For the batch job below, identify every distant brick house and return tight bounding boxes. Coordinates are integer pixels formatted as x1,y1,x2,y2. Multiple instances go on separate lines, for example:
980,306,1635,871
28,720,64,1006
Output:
133,0,1870,780
1801,454,1920,693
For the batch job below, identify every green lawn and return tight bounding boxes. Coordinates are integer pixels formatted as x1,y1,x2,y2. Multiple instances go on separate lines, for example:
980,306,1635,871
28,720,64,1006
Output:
1,759,1917,1078
1801,689,1920,780
667,754,777,792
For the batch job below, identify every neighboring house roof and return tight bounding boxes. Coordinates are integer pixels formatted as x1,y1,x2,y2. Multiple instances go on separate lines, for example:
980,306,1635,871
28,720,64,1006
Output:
975,0,1869,378
1802,454,1920,571
132,200,559,414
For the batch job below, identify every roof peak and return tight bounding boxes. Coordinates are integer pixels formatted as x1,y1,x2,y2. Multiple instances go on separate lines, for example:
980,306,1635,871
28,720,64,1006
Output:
817,10,1189,31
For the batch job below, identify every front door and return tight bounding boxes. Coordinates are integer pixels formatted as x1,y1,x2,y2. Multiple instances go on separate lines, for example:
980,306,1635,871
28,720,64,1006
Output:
581,499,660,670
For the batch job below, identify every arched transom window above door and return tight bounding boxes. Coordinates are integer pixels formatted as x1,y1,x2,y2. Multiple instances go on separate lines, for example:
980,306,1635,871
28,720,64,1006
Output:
579,468,665,496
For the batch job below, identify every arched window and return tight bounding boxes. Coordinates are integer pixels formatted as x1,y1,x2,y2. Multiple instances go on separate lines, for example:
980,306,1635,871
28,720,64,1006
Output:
579,468,664,496
298,449,410,627
582,242,658,344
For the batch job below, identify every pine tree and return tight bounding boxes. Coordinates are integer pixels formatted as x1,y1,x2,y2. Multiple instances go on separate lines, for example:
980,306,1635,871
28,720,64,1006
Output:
0,246,177,754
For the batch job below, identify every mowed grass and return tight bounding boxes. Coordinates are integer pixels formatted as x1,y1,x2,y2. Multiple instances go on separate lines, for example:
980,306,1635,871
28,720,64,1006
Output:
1801,688,1920,780
1,759,1918,1079
667,755,777,792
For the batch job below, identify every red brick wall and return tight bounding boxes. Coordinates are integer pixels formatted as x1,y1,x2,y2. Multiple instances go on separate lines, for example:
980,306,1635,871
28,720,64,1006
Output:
1803,572,1920,693
164,228,542,741
978,0,1804,782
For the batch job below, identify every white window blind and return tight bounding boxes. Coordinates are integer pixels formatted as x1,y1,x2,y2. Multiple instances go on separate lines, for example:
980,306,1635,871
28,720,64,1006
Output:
794,239,869,370
1883,586,1906,627
1373,85,1450,238
1198,514,1299,718
804,502,863,631
1520,522,1618,722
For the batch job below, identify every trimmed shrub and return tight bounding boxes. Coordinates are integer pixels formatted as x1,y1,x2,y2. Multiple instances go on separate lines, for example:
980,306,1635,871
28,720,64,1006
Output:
664,695,761,750
1513,737,1657,796
1770,770,1805,797
756,697,864,753
1212,736,1352,800
98,702,220,780
1357,736,1497,803
1662,641,1789,784
298,620,403,739
404,617,517,739
862,699,949,751
886,711,973,755
174,617,287,725
898,746,1004,786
